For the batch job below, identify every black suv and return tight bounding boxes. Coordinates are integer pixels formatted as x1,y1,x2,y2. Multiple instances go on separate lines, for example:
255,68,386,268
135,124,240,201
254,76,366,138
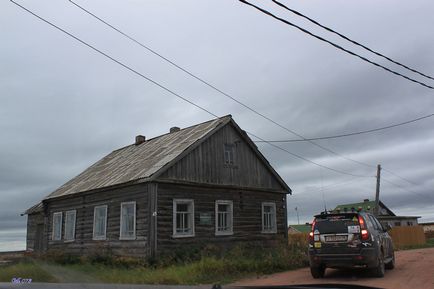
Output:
308,211,395,278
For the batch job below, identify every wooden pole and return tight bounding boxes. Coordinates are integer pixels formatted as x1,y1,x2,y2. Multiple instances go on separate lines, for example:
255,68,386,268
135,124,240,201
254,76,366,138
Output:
374,164,381,216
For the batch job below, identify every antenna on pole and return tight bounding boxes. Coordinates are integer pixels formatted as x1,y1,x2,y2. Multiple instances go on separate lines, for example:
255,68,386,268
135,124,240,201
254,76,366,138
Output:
295,207,300,225
374,164,382,216
320,167,327,213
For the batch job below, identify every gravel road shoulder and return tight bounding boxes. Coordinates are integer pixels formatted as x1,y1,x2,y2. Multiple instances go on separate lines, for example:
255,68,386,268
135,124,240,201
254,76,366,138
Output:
233,247,434,289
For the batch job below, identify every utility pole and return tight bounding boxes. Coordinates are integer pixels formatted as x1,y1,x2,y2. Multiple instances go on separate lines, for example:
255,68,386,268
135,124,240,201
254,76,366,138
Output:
374,164,381,216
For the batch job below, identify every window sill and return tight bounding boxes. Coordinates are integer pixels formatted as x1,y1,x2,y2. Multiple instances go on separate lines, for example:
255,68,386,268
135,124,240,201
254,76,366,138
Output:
261,230,277,234
93,237,107,241
215,231,233,236
64,239,75,243
223,164,238,169
119,237,137,241
172,234,195,238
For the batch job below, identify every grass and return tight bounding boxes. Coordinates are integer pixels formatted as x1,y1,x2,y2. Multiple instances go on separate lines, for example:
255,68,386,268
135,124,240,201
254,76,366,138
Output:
0,242,308,285
62,244,308,285
0,260,57,282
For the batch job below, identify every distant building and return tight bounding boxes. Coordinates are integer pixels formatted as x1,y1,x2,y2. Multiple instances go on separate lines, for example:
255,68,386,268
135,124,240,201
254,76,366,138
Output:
420,222,434,233
334,199,420,228
24,116,291,257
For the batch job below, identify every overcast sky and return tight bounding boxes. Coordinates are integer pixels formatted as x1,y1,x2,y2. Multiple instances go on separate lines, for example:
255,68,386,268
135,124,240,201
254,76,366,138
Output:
1,0,434,251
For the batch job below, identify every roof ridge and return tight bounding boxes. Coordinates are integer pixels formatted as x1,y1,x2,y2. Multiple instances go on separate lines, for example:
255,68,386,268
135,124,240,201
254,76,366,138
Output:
111,115,232,153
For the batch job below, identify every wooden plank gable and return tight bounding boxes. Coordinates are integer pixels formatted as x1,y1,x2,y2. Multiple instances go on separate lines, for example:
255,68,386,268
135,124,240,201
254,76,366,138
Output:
157,121,289,192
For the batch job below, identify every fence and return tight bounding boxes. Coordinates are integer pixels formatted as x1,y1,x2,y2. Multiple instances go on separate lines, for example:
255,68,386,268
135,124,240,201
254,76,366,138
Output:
389,225,426,248
288,225,427,249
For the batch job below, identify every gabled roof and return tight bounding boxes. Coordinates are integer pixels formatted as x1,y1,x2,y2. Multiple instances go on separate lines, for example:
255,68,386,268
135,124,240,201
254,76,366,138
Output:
43,115,290,200
334,199,395,216
23,202,43,215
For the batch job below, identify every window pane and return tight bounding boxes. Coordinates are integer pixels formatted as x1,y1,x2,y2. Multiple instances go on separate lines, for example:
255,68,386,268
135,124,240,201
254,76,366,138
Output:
53,213,62,240
94,206,107,239
216,201,232,233
224,144,235,164
177,203,188,212
65,211,76,240
262,203,276,233
174,201,193,236
121,203,135,238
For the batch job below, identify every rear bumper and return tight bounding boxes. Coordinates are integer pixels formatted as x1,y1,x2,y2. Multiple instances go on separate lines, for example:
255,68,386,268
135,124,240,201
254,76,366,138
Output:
309,248,378,268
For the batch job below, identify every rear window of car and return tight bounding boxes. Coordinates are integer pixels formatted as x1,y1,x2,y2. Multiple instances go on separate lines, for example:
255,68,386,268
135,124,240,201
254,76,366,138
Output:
314,214,359,234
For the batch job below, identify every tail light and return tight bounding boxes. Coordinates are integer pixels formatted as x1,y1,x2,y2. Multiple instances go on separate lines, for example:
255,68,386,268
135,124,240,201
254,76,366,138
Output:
361,229,370,241
309,231,314,241
309,219,316,241
358,215,370,240
358,215,365,229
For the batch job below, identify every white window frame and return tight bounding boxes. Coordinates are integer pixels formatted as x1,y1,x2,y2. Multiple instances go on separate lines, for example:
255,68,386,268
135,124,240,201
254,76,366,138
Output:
64,210,76,241
120,201,136,240
52,212,63,241
261,202,277,234
224,143,235,165
215,200,233,236
173,199,195,238
93,205,108,240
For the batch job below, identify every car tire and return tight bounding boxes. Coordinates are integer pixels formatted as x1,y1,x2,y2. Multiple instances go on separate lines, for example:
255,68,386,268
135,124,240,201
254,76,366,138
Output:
385,251,395,270
373,252,385,277
310,265,325,279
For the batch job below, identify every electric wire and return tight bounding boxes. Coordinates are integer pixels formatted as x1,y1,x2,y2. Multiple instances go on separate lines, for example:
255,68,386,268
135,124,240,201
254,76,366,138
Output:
254,113,434,143
9,0,371,179
296,176,364,195
383,168,420,187
272,0,434,81
382,177,434,202
67,0,375,170
238,0,434,90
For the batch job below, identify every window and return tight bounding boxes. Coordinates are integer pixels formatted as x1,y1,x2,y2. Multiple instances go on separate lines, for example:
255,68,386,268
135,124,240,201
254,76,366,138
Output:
64,210,76,241
52,212,62,241
407,221,413,226
173,199,194,237
367,215,379,230
224,144,235,165
394,222,401,226
120,202,136,240
215,200,233,235
262,202,277,233
93,205,107,240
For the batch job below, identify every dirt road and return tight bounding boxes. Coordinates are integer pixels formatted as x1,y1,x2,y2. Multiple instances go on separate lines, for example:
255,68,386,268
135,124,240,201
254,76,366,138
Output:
234,247,434,289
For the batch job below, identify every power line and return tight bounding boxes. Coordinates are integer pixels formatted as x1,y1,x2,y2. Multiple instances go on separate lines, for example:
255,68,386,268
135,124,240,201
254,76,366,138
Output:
67,0,374,170
254,112,434,143
9,0,371,179
238,0,434,90
382,177,434,202
296,176,367,195
272,0,434,82
383,169,420,187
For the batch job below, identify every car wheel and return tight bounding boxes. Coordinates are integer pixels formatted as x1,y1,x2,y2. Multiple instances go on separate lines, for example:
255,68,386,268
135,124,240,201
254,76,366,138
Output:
310,265,326,279
373,253,385,277
385,251,395,270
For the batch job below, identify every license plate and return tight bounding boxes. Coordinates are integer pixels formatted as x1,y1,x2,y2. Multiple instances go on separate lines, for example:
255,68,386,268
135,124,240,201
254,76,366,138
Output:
325,235,347,242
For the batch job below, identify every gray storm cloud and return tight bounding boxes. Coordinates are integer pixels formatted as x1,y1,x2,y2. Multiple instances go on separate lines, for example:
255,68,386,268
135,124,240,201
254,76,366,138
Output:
1,0,433,251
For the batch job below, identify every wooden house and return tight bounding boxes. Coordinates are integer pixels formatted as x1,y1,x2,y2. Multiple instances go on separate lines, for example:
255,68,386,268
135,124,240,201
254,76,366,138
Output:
24,115,291,257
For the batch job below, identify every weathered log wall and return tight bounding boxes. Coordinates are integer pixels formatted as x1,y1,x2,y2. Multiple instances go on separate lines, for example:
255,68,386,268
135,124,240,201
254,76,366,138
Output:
156,182,287,254
44,183,149,257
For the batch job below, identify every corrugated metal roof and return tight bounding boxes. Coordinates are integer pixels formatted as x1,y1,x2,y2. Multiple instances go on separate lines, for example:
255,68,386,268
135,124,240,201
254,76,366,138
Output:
44,116,231,199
